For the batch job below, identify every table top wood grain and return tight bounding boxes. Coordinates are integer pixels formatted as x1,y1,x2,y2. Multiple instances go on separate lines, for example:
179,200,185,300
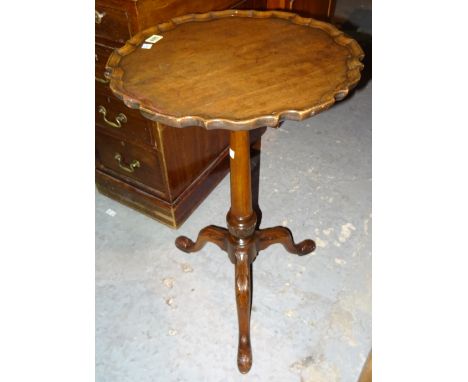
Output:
106,10,364,131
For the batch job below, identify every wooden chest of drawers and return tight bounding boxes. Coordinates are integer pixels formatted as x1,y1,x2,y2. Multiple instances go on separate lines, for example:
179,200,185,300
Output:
95,0,250,228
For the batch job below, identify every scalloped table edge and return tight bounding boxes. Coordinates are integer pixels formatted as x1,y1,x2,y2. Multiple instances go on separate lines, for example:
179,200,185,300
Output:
105,9,365,131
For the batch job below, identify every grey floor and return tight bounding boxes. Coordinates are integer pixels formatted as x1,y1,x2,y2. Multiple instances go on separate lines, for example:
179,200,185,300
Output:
96,76,371,381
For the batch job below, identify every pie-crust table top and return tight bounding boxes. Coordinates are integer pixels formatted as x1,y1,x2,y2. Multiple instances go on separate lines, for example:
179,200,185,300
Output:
106,9,364,131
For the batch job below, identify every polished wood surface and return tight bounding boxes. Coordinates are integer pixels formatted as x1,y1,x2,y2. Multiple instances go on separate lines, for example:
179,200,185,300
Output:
266,0,335,20
107,9,363,373
106,10,363,130
230,131,252,218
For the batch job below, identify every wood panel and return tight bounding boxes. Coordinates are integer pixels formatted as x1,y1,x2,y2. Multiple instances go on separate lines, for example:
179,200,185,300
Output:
156,123,229,201
266,0,335,20
96,146,230,228
95,91,154,146
96,131,166,196
135,0,249,32
96,169,175,226
95,44,114,84
95,4,131,45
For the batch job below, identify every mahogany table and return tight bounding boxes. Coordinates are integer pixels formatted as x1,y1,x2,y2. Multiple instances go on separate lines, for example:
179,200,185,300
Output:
106,9,363,374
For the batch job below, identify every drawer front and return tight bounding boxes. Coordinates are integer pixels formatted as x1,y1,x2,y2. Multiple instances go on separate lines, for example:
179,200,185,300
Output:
95,44,114,85
265,0,335,19
96,132,166,194
95,92,153,146
291,0,335,19
95,5,130,44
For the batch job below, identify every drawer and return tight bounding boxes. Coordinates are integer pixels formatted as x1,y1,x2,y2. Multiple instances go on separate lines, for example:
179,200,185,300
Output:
95,92,154,146
96,132,166,194
95,5,130,45
95,44,114,85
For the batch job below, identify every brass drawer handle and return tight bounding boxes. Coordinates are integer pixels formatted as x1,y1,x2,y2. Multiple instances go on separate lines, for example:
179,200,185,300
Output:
95,10,106,24
95,76,109,84
98,105,127,128
114,153,140,173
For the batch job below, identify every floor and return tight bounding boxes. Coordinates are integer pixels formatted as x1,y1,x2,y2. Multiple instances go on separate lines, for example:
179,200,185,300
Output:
96,73,371,381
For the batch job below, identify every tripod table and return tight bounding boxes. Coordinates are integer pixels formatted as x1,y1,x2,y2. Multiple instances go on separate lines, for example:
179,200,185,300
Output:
106,9,363,374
